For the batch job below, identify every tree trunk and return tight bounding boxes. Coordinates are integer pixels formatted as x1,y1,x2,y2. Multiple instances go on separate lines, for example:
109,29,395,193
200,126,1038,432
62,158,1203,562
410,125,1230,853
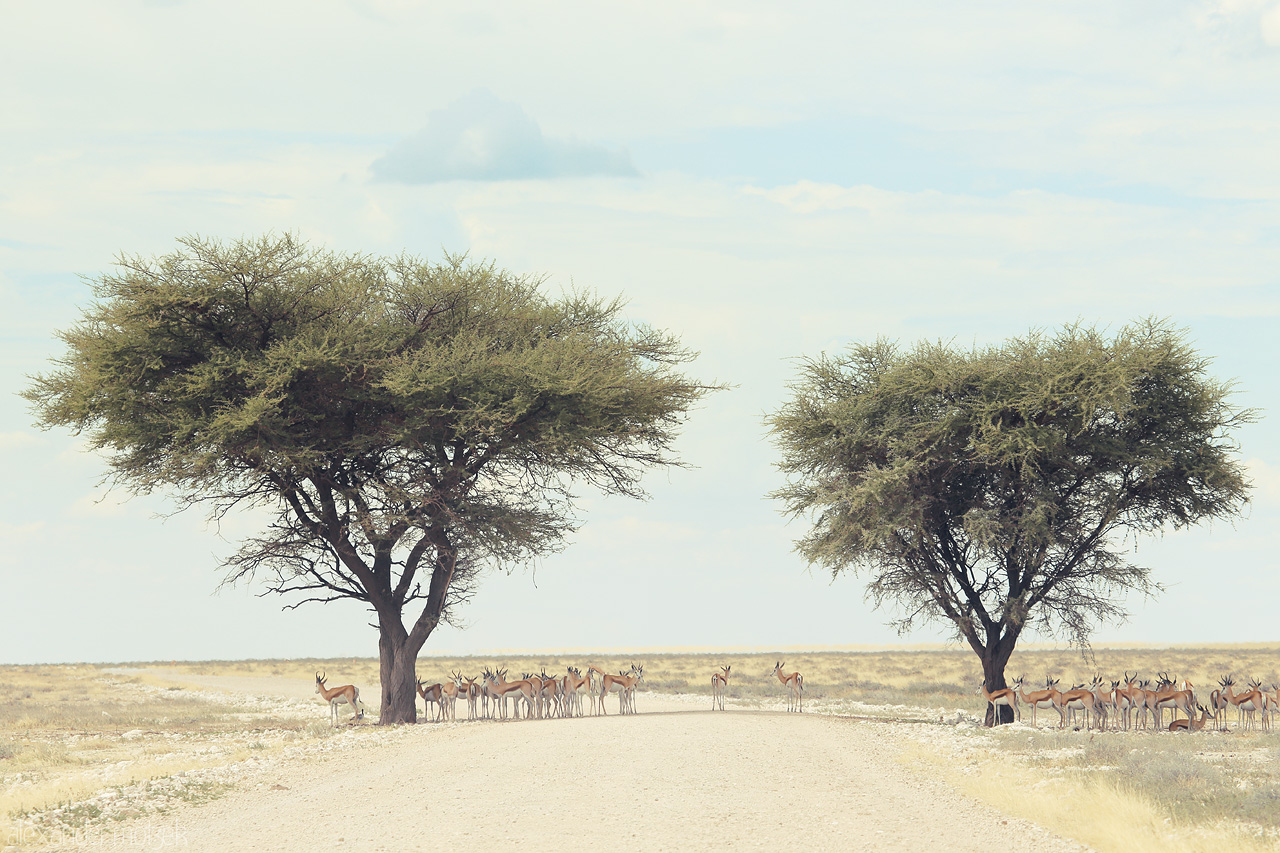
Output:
377,618,425,725
374,540,452,724
979,639,1017,727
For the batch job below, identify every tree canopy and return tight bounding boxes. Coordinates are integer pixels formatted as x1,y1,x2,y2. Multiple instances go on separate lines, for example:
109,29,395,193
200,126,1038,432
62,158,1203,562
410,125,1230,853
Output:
26,234,718,722
767,320,1253,722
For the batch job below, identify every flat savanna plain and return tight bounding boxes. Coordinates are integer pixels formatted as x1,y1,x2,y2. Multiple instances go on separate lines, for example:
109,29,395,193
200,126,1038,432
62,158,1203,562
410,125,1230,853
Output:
2,646,1278,852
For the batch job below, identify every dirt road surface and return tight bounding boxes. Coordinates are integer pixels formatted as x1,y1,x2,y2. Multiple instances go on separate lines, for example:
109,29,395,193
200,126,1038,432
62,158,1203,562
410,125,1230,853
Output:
94,674,1088,852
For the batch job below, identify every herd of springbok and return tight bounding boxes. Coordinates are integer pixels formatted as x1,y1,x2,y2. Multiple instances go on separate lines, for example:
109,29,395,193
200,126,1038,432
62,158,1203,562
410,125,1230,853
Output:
323,661,1277,733
412,664,646,722
982,672,1279,732
317,661,808,724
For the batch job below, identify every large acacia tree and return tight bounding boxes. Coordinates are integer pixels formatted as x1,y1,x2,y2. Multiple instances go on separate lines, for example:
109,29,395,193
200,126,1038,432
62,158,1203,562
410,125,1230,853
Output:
767,320,1252,724
26,234,716,723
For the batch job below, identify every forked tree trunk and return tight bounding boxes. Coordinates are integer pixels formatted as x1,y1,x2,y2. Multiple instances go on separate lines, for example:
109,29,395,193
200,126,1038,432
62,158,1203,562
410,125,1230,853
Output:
374,538,455,724
976,631,1019,727
378,618,427,725
981,658,1015,727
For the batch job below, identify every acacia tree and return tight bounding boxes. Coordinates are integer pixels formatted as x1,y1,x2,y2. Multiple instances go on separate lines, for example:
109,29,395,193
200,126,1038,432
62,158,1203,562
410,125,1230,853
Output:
26,234,717,723
767,320,1253,724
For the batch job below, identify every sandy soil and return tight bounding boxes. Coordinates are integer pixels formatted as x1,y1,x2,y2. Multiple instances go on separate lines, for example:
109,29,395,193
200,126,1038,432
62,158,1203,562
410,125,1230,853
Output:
87,673,1090,852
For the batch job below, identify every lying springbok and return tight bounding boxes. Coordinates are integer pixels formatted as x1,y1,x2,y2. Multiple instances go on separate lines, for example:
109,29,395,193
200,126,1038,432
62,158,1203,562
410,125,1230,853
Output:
1169,704,1213,733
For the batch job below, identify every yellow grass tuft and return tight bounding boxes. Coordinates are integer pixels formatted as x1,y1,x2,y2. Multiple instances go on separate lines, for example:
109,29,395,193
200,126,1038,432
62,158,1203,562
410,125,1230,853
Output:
940,754,1280,853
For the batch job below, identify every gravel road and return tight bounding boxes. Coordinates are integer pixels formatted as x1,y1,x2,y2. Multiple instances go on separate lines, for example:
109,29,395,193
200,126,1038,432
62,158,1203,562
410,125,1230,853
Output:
92,674,1089,852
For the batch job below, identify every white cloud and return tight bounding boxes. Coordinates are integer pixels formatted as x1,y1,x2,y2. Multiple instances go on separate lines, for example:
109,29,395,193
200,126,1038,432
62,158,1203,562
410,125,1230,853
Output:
1262,4,1280,44
371,90,637,184
1246,457,1280,502
0,431,42,451
0,520,44,548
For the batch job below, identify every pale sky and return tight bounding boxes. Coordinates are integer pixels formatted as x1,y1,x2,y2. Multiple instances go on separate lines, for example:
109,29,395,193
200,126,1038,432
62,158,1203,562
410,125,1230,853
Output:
3,1,1278,664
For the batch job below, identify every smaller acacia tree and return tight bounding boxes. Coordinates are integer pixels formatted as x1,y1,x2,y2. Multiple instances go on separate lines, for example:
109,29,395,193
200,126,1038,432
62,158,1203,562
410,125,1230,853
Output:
26,235,717,723
767,320,1253,724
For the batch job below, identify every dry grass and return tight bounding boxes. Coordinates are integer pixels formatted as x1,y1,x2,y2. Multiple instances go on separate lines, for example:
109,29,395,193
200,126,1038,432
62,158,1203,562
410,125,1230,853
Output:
4,645,1278,850
0,664,333,847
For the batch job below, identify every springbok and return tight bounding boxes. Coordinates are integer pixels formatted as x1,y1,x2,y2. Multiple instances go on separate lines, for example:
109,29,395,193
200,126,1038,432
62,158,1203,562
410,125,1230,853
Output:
485,669,537,720
1151,673,1195,729
315,671,364,725
1015,677,1059,728
563,667,590,717
1056,683,1102,730
598,665,643,715
1240,679,1269,731
1113,672,1143,730
1088,676,1112,730
417,679,444,722
980,679,1020,726
711,666,731,711
1169,704,1213,733
1209,677,1232,731
456,673,482,720
773,662,803,712
1222,676,1261,729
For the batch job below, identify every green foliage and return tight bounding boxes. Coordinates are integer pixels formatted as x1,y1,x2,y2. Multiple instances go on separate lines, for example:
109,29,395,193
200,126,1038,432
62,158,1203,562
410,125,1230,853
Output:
768,320,1253,666
25,235,717,679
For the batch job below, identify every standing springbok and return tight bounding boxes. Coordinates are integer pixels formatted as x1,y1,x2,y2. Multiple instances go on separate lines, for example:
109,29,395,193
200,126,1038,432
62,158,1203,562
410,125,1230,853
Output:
1057,682,1102,730
773,662,803,712
711,666,731,711
417,678,444,722
980,678,1020,726
1151,673,1195,729
1113,672,1143,730
1015,677,1059,728
564,667,592,717
485,669,537,720
315,671,364,725
456,673,482,720
598,665,643,715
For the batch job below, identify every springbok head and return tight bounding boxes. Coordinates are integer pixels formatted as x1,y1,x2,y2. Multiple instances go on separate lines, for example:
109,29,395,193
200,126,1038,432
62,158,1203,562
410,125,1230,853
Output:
315,671,326,691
